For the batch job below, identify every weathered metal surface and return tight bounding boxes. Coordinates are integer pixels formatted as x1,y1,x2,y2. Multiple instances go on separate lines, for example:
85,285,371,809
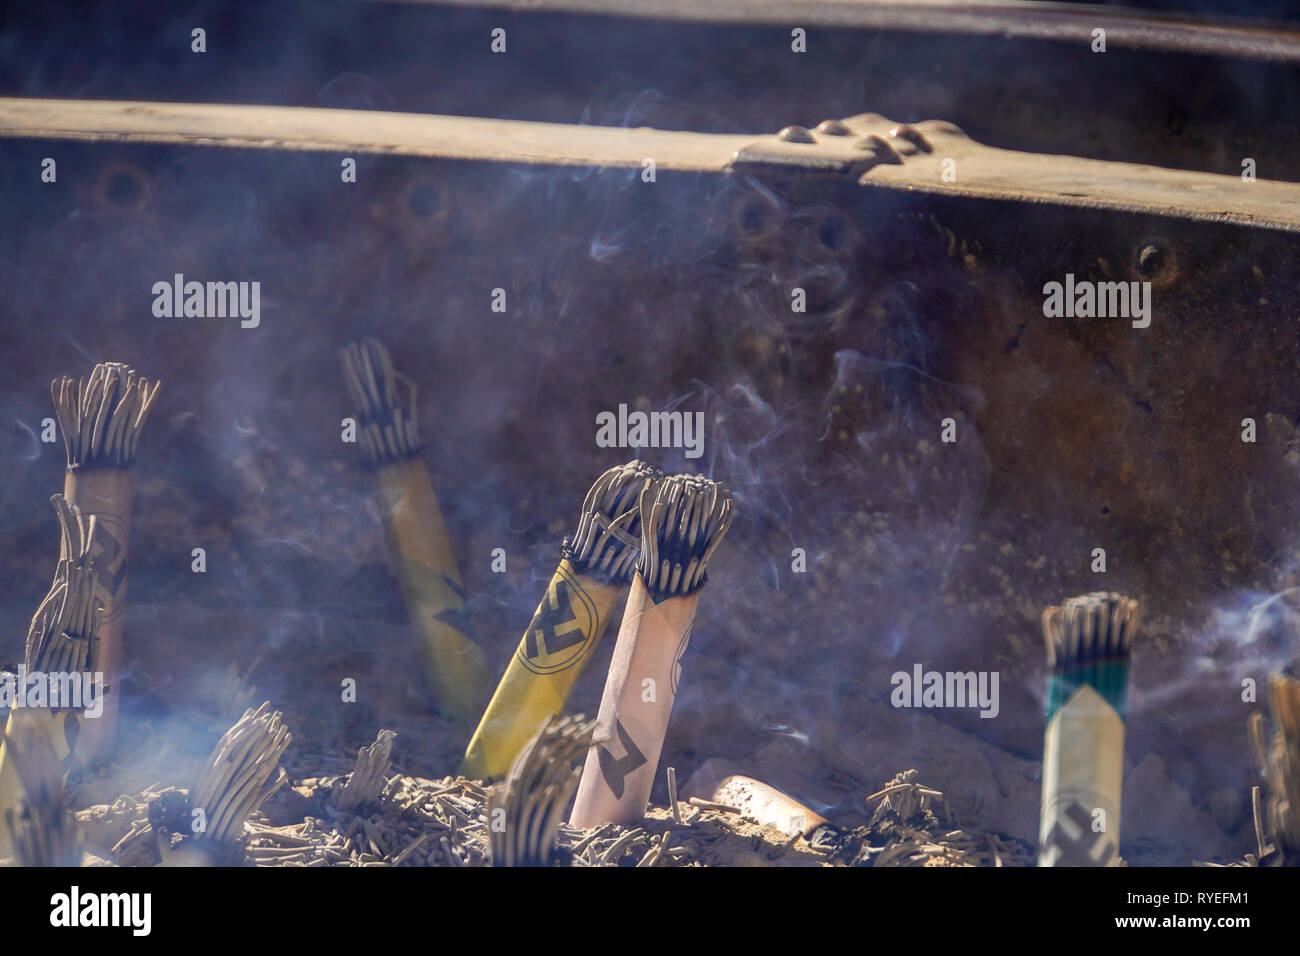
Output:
0,98,749,171
734,113,1300,232
3,98,1300,231
383,0,1300,62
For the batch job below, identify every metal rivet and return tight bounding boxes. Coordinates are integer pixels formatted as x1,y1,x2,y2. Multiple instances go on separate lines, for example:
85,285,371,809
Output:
855,135,903,164
888,124,933,154
777,125,816,144
814,119,852,137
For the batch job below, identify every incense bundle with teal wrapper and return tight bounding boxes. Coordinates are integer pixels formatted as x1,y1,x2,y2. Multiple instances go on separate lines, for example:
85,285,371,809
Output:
1038,591,1141,867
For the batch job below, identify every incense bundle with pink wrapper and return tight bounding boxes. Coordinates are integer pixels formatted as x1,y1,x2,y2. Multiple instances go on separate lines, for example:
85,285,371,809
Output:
570,474,733,828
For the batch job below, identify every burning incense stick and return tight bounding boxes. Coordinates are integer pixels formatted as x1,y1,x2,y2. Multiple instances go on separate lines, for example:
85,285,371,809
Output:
488,714,595,866
569,474,733,828
1038,591,1141,867
340,337,488,720
0,724,81,867
0,495,103,861
461,460,662,779
51,362,160,763
186,702,291,862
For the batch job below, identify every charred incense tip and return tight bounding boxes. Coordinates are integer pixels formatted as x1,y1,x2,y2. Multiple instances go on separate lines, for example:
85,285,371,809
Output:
51,361,160,471
1042,592,1142,670
339,337,423,466
564,459,664,584
188,703,292,852
25,496,103,679
1042,592,1141,720
0,725,81,867
637,474,734,600
488,714,595,867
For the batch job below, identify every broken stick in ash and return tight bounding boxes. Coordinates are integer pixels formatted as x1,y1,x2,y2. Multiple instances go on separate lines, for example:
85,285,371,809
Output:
461,460,662,780
488,714,595,866
340,337,488,721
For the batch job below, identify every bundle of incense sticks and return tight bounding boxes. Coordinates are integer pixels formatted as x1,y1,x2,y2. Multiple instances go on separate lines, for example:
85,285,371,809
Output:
488,714,595,866
51,362,160,763
340,338,488,720
185,702,291,862
570,474,733,828
0,495,103,861
0,724,81,867
461,460,663,779
1038,591,1141,867
1247,671,1300,864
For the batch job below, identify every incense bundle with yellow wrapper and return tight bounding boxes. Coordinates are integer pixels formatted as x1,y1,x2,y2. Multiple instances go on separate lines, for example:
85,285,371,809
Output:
340,337,488,720
51,362,160,763
461,459,662,780
1038,591,1142,867
0,495,103,861
570,474,734,828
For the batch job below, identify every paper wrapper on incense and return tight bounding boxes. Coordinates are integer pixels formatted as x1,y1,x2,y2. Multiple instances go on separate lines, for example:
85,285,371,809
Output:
1037,592,1140,868
461,460,659,780
1038,685,1125,867
570,577,700,827
570,472,733,828
461,561,620,778
341,338,488,720
376,456,488,721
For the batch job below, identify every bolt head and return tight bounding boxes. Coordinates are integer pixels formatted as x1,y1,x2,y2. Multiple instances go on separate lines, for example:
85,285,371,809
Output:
777,125,816,144
814,119,852,137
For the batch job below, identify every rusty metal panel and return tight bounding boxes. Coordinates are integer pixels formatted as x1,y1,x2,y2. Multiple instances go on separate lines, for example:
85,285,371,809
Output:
4,98,1300,231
